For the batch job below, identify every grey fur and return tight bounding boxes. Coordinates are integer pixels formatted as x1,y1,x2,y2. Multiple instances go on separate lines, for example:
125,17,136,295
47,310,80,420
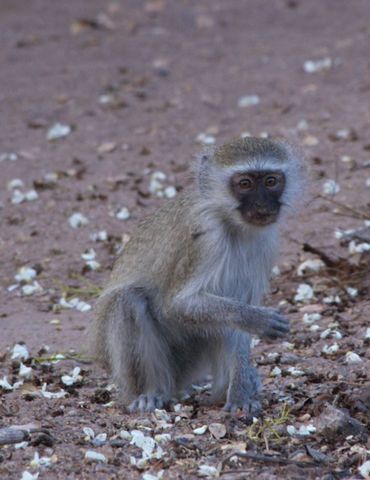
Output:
90,137,303,413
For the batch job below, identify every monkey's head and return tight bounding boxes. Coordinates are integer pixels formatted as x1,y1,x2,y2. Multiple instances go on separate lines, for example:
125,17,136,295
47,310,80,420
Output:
197,137,305,229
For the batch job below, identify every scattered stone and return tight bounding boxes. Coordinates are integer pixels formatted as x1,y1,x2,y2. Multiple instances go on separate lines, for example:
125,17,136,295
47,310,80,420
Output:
196,133,216,145
7,178,24,190
198,464,218,477
90,230,108,242
59,297,92,312
209,423,226,439
116,207,131,220
345,351,362,364
303,57,332,73
11,344,30,361
0,152,18,162
237,94,260,107
348,241,370,254
61,367,82,386
359,460,370,479
21,471,39,480
297,259,325,276
302,134,319,146
84,450,107,463
97,142,117,154
68,213,89,228
294,284,314,303
193,425,208,435
303,313,322,324
47,123,71,141
323,179,340,195
322,343,339,355
270,366,282,377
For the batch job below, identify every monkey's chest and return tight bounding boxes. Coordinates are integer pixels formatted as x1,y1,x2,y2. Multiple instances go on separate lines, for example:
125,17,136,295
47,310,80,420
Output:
203,250,263,304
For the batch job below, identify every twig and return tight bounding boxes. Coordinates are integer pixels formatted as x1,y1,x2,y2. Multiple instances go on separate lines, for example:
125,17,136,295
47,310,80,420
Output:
221,451,321,471
302,242,338,268
318,194,368,220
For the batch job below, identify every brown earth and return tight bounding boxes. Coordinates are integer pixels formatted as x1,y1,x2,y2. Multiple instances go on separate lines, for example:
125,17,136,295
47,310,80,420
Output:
0,0,369,478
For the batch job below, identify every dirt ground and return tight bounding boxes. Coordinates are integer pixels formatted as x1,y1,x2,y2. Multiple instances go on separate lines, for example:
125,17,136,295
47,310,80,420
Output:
0,0,369,478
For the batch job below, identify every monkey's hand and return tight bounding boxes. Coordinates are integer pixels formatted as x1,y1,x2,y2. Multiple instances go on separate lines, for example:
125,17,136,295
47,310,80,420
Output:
242,307,290,340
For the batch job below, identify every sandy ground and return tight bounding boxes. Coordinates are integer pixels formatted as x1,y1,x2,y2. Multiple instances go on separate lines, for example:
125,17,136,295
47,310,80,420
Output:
0,1,369,478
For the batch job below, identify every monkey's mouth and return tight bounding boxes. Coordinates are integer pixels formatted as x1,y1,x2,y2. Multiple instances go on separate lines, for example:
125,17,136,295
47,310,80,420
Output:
243,212,279,226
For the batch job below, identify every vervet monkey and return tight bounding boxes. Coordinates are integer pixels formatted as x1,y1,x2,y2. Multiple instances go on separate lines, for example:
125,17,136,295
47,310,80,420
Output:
91,137,304,413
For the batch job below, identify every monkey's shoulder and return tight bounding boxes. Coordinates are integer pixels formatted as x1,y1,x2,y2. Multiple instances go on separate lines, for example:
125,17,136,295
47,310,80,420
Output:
109,191,204,281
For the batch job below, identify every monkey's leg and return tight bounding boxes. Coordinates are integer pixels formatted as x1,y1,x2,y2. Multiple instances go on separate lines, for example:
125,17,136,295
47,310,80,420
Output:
222,332,262,415
105,287,175,413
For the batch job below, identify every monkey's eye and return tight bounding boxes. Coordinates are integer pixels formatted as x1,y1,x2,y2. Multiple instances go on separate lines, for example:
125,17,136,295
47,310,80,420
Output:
239,178,253,189
264,176,278,188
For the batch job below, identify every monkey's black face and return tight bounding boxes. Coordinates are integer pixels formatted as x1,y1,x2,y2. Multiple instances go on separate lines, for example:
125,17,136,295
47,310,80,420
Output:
230,170,285,226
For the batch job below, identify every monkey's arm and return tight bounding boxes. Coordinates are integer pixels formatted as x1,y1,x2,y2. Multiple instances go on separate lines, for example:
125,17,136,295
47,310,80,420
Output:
169,292,289,340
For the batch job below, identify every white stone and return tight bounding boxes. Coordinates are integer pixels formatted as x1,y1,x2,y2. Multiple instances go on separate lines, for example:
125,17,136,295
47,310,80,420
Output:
346,287,358,297
323,179,340,195
294,284,314,302
297,258,325,276
303,57,332,73
345,351,362,364
62,367,82,386
193,425,208,435
84,450,107,463
21,471,39,480
11,189,25,204
25,190,38,201
359,460,370,479
130,430,156,458
83,427,95,439
196,133,216,145
81,248,96,261
164,186,177,198
19,363,33,379
322,343,339,355
349,241,370,254
15,267,37,283
68,212,89,228
41,383,67,399
198,465,218,477
11,344,30,361
90,230,108,242
237,95,260,107
116,207,130,220
298,424,316,436
7,178,24,190
287,367,305,377
21,281,43,296
47,123,71,141
323,295,341,304
303,313,322,324
270,366,282,377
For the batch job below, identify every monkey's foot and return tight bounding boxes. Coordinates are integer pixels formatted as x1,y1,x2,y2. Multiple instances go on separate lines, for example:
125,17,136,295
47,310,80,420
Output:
128,394,165,413
223,398,261,415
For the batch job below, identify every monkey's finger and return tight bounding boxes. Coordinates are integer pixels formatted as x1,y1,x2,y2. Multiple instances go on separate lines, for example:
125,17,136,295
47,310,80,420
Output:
273,321,290,333
128,398,140,413
272,316,290,330
145,395,164,412
223,402,239,414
